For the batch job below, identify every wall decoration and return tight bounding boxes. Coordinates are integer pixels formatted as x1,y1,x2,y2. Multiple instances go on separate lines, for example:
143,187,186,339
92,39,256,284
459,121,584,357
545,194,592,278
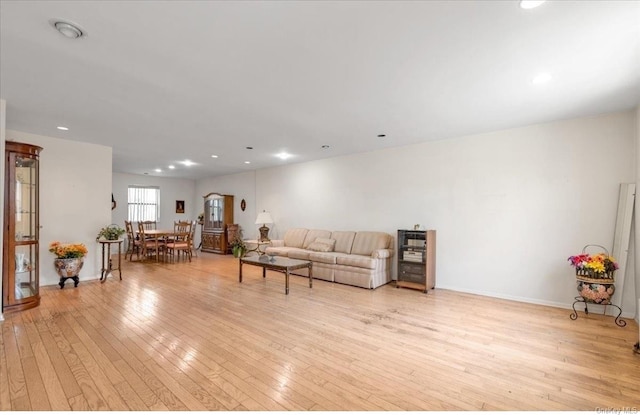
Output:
111,193,117,210
241,199,246,211
176,200,185,213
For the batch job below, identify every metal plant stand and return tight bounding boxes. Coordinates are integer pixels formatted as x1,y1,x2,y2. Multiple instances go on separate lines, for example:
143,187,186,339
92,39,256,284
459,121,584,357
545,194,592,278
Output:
570,296,626,327
568,245,626,327
99,239,123,283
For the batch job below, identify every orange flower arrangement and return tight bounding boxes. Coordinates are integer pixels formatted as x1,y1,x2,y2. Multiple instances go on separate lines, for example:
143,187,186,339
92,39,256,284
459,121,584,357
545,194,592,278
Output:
48,241,88,259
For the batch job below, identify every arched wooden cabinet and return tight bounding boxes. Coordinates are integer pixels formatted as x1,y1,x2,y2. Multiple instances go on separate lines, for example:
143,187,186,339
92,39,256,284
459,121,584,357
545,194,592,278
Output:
202,193,234,254
3,142,42,313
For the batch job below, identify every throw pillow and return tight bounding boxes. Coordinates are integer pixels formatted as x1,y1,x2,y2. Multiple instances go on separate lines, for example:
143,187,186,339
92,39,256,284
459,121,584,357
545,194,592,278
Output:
307,238,336,252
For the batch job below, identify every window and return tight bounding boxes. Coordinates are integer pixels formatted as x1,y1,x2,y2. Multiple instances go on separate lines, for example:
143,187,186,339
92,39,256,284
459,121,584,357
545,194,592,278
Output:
128,186,160,221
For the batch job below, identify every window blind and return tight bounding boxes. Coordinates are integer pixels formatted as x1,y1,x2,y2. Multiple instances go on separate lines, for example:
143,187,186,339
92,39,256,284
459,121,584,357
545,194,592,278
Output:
127,186,160,222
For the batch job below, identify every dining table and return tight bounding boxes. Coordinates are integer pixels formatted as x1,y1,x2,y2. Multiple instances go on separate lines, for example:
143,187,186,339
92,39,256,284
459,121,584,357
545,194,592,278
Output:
142,229,190,262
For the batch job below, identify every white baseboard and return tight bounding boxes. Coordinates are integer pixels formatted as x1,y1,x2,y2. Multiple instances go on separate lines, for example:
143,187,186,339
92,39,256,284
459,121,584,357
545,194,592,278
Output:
437,284,637,319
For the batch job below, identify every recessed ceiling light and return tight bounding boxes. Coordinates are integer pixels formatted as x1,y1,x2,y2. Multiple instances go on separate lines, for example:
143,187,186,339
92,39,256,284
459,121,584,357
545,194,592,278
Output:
56,126,69,131
321,145,330,149
155,168,162,173
211,154,218,158
168,165,175,169
50,19,85,39
180,160,195,167
275,152,292,160
532,72,552,84
244,161,251,164
520,0,546,9
377,134,386,138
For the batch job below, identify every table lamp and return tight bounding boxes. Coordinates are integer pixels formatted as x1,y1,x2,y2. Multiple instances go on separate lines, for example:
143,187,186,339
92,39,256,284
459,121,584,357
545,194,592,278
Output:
255,211,274,242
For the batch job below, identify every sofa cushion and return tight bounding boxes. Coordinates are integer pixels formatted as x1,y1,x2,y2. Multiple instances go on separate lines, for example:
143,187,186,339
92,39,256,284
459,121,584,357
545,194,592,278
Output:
307,238,336,252
288,249,312,260
265,246,307,257
283,228,308,248
351,232,391,256
337,254,377,270
309,251,350,265
331,231,356,254
302,230,332,248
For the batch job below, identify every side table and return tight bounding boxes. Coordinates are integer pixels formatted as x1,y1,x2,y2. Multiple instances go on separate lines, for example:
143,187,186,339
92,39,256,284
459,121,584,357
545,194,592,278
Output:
244,239,272,257
98,239,123,283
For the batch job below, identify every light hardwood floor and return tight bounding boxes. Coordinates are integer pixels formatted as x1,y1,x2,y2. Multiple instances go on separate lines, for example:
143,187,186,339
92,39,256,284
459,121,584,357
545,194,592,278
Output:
1,253,639,410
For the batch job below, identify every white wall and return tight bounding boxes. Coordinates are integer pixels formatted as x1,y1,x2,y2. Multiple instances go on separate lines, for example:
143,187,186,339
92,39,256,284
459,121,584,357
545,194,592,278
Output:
0,100,6,321
3,110,636,319
112,172,196,229
6,130,112,287
195,170,258,243
197,111,637,316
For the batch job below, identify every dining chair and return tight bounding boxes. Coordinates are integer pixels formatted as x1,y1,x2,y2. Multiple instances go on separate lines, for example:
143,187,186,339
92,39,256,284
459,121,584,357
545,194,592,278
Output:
138,222,164,261
165,220,187,242
140,220,156,233
139,220,159,242
124,220,141,260
166,220,192,262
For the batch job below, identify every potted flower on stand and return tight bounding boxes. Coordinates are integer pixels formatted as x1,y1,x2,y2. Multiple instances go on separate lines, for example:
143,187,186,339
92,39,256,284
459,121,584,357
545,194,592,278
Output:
229,235,246,258
96,224,126,241
567,247,618,304
49,241,88,289
567,244,627,327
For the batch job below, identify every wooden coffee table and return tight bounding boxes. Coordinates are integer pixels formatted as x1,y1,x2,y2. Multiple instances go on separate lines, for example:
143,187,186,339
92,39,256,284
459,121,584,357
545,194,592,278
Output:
239,256,312,295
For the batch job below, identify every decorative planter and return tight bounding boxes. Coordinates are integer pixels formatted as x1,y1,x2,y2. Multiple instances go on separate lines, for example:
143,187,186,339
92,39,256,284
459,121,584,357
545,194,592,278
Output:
54,257,84,289
232,246,245,258
576,278,615,304
571,274,625,327
569,245,626,327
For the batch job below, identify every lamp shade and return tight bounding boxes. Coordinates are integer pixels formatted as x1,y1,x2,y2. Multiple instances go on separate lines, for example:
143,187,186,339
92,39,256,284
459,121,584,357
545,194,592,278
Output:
255,211,273,225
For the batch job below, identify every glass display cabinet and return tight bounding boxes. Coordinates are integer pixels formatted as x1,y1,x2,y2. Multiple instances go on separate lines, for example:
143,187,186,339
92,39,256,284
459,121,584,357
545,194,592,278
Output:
3,142,42,313
202,192,234,254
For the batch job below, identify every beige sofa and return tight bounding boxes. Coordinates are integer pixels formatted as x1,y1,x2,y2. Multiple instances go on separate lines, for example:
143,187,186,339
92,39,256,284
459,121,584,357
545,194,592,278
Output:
264,228,394,289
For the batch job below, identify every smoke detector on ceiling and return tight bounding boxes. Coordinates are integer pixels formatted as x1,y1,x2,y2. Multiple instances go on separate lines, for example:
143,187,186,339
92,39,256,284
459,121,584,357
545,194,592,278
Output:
49,19,86,39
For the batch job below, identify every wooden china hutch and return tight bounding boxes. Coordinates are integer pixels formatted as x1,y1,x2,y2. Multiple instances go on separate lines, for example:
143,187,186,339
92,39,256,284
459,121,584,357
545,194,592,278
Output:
201,193,234,254
3,142,42,313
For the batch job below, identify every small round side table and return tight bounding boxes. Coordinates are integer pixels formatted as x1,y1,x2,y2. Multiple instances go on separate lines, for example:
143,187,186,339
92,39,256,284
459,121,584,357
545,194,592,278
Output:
98,238,123,283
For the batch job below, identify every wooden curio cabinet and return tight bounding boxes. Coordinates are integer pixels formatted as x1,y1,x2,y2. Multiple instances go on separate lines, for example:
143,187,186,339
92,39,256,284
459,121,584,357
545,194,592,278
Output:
202,193,234,254
3,142,42,313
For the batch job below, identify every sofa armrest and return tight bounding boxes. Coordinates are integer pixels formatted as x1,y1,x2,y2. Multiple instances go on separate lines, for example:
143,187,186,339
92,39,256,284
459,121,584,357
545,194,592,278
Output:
372,249,393,259
269,239,285,248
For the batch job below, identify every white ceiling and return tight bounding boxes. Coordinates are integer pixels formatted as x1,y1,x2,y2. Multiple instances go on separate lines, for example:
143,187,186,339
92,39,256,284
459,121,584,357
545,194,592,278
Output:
1,1,639,180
